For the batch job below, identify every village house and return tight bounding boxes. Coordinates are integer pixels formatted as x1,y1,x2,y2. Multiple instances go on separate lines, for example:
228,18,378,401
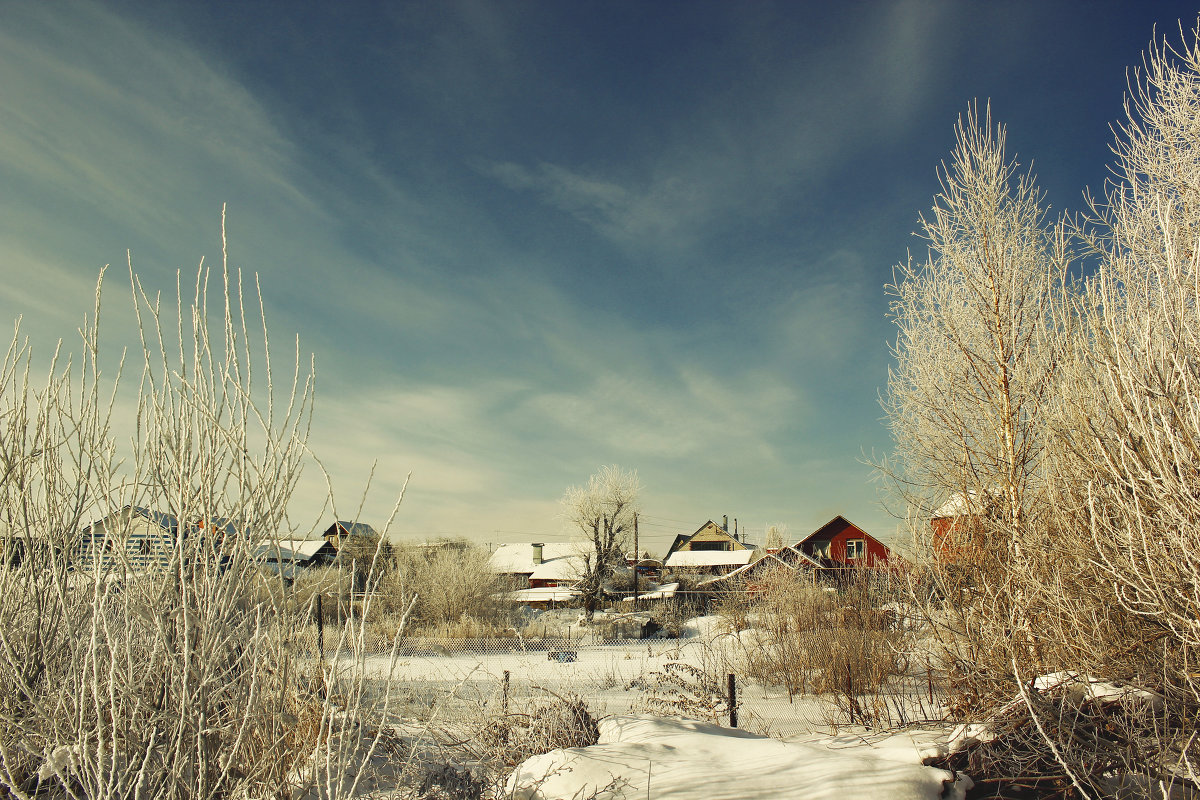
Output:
321,520,380,552
76,506,239,572
254,538,338,580
930,490,997,560
489,541,586,607
662,518,760,576
792,515,892,570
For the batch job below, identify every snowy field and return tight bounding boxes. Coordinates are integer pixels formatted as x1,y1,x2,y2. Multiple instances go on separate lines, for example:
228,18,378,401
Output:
328,616,942,740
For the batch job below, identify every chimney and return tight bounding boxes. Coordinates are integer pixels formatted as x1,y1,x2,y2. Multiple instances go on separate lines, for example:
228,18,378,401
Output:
722,515,728,532
532,543,544,565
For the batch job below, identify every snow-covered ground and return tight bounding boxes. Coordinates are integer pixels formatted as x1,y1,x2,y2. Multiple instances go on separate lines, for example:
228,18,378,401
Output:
333,615,943,740
506,715,971,800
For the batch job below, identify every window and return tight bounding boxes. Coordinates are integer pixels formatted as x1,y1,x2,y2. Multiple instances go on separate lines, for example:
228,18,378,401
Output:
845,539,865,560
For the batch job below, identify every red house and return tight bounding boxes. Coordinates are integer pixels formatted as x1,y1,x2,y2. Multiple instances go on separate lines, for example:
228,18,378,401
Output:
930,491,995,561
793,515,891,568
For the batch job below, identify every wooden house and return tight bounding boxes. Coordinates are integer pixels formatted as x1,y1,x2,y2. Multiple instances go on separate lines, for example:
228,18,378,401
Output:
489,542,585,589
77,506,239,572
255,538,338,580
664,519,755,557
793,515,891,569
321,520,380,551
662,519,761,576
930,491,996,561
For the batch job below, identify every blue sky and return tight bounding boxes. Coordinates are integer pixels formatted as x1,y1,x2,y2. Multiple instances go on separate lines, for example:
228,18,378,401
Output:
2,0,1195,553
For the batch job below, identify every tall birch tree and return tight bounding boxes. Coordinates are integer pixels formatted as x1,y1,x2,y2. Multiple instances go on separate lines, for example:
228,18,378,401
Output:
884,106,1069,554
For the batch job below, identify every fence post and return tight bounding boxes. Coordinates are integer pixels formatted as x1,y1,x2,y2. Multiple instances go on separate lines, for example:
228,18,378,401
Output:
316,593,325,658
728,673,738,728
502,670,510,716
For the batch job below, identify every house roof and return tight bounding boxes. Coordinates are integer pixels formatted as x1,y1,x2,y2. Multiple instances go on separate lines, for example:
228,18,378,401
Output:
794,515,887,550
774,545,825,570
488,542,582,575
324,520,379,539
255,538,332,562
932,490,1000,520
664,549,756,569
508,587,581,603
697,553,796,586
83,505,179,534
618,582,679,602
664,519,753,559
530,554,585,582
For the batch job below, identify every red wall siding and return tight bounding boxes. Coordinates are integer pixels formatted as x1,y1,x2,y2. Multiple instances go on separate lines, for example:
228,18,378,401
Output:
824,519,890,566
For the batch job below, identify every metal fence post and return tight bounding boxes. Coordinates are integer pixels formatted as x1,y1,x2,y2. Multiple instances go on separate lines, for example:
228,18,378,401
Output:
316,593,325,657
728,673,738,728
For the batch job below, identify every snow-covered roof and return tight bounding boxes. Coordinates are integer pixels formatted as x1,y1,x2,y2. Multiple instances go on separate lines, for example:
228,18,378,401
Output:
618,582,679,601
932,490,999,519
489,542,583,574
255,539,330,562
776,545,824,570
508,587,581,603
530,555,584,582
664,549,756,568
698,554,798,586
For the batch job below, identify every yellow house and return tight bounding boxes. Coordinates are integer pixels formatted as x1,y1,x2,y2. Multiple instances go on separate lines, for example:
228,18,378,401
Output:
662,519,759,576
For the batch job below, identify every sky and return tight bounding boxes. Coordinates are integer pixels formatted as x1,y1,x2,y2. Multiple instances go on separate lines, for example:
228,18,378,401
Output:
2,0,1197,555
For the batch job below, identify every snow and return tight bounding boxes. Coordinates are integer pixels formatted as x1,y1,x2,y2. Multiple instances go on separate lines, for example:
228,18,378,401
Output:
506,715,971,800
1031,671,1162,706
663,550,755,568
255,538,329,560
489,542,583,575
509,587,581,603
616,582,678,602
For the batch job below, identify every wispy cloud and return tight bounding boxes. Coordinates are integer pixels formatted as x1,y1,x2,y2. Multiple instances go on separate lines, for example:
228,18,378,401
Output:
479,2,954,256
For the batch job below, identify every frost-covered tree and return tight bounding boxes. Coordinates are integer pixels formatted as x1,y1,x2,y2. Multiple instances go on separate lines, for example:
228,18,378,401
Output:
1056,23,1200,771
0,218,408,799
883,26,1200,793
880,106,1073,716
561,465,640,621
883,105,1069,552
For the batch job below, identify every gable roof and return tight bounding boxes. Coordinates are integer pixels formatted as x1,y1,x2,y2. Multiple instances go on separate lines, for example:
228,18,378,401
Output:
255,538,334,562
664,519,750,559
323,520,379,539
931,490,1002,520
488,542,582,575
697,552,797,586
794,515,886,549
774,545,825,570
83,505,179,535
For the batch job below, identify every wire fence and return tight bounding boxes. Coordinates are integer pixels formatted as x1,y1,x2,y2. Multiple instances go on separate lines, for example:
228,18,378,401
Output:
287,625,946,740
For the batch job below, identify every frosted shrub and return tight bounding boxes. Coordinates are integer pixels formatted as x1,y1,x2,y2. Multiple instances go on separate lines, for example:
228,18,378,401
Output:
0,223,406,799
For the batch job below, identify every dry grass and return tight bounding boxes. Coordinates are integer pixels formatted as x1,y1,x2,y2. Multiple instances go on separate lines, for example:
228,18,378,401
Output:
720,567,918,727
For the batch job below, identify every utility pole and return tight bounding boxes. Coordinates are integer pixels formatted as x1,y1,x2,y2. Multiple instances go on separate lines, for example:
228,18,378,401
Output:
632,512,639,612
